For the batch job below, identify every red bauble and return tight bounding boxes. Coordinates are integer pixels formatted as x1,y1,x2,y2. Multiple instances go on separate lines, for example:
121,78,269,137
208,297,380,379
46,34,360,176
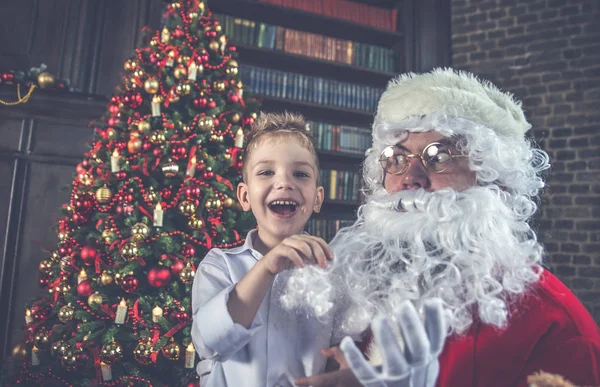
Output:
171,146,187,160
203,171,214,180
121,274,139,293
80,246,98,266
185,184,201,198
170,260,185,275
108,117,120,127
31,303,51,320
243,117,255,126
212,118,220,127
147,266,172,288
1,73,15,82
109,104,120,115
59,246,72,255
153,147,163,157
110,96,121,105
115,141,127,150
72,213,87,226
77,280,93,297
162,188,172,199
122,92,143,108
172,308,189,323
181,244,195,258
228,94,239,104
186,380,199,387
75,348,91,366
39,273,51,288
193,98,208,109
207,100,217,109
116,171,127,180
143,142,152,151
173,28,184,38
76,163,85,174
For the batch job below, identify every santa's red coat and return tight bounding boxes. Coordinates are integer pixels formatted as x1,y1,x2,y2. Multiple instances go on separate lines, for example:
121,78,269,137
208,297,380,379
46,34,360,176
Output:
436,270,600,386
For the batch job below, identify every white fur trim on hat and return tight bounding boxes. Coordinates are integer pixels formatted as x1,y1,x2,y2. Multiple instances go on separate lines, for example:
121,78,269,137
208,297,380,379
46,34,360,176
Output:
375,68,531,138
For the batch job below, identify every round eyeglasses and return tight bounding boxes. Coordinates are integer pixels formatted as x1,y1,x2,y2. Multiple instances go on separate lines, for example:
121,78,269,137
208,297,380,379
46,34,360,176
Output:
379,142,467,175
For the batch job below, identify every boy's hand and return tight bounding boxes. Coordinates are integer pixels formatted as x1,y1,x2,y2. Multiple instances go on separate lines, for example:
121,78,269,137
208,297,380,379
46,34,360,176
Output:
260,235,333,275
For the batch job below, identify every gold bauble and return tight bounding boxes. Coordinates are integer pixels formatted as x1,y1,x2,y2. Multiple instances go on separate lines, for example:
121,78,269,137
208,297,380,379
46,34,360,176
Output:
58,231,69,241
102,229,116,243
101,341,123,365
224,153,231,160
213,81,226,92
174,65,187,79
120,241,139,260
133,339,154,365
150,131,166,144
179,200,196,216
223,197,234,208
107,128,118,140
37,72,56,88
212,199,222,210
34,328,51,350
228,60,239,68
134,69,145,78
79,172,92,185
124,60,137,71
176,83,191,95
12,343,28,362
226,66,239,76
181,124,191,133
198,116,214,132
88,292,103,306
128,137,142,154
51,341,70,357
188,11,198,19
39,259,52,271
179,263,195,284
131,222,150,241
145,190,158,202
250,112,258,120
51,251,60,261
144,78,159,94
176,55,191,64
215,25,221,32
138,121,150,133
188,217,204,229
61,347,82,370
171,2,181,9
100,270,114,285
58,304,75,322
162,160,180,177
231,113,241,123
161,338,181,361
96,185,112,205
208,41,219,52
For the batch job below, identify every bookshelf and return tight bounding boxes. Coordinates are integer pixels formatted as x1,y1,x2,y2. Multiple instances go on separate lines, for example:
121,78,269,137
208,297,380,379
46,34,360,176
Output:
208,0,451,240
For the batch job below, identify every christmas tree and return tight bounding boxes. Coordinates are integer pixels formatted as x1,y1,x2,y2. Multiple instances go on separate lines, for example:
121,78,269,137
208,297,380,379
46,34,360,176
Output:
12,1,259,385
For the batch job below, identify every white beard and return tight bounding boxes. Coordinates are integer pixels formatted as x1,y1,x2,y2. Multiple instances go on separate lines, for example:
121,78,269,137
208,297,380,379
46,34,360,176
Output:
280,186,543,337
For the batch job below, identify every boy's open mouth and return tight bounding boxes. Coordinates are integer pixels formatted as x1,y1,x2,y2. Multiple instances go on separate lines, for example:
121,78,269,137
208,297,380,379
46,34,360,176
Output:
268,200,299,217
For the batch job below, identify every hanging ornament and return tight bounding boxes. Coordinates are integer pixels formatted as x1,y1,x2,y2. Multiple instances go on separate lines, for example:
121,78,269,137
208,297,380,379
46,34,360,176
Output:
170,259,185,275
162,160,180,178
212,80,226,92
179,263,195,284
39,259,52,272
100,270,114,285
51,340,71,358
188,216,204,229
121,274,139,293
37,72,56,88
102,230,116,244
208,40,219,52
58,304,75,322
178,200,196,216
197,116,214,132
133,338,154,365
80,246,98,266
77,279,93,297
34,327,51,350
144,78,159,94
230,113,241,123
161,338,181,361
128,133,143,153
88,292,103,306
171,305,189,323
223,197,234,208
176,82,192,96
131,222,150,241
61,347,89,371
124,59,137,71
149,130,166,144
96,185,112,205
120,241,139,261
181,244,196,258
147,266,172,288
101,341,123,365
174,65,187,79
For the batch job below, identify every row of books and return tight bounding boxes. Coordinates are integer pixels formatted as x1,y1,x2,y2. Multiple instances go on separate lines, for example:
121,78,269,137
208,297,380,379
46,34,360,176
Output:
252,0,398,31
321,169,362,201
240,65,384,112
308,121,372,155
306,218,355,242
217,14,395,73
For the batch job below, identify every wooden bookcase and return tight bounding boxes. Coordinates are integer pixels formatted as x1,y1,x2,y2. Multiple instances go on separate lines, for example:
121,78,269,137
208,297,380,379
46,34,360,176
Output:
207,0,451,235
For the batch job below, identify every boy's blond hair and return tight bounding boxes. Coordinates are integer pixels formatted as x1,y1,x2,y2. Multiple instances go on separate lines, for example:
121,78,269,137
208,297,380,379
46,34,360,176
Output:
241,111,320,182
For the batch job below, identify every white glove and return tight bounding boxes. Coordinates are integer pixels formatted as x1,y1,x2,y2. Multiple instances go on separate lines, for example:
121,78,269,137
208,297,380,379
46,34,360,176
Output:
340,299,447,387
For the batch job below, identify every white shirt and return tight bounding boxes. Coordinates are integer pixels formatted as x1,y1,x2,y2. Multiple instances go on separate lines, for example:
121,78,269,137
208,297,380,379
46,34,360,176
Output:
191,229,343,387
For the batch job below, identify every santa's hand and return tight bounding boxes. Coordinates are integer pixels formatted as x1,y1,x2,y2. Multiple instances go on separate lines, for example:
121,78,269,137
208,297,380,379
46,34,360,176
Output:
340,299,447,387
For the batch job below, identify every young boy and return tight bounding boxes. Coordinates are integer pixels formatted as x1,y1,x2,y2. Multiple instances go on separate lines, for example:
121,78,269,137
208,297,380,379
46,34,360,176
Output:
191,112,337,387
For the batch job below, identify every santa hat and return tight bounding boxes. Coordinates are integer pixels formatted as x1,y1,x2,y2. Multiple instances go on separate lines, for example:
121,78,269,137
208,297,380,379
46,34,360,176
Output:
375,68,531,139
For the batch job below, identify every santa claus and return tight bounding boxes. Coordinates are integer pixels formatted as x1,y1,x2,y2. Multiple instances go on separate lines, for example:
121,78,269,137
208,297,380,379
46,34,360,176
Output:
285,68,600,387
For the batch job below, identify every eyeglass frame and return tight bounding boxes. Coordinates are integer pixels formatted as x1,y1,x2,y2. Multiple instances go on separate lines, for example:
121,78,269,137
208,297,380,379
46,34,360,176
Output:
379,141,468,176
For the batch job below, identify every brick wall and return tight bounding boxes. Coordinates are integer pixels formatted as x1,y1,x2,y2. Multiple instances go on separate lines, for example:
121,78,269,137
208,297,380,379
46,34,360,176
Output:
452,0,600,322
